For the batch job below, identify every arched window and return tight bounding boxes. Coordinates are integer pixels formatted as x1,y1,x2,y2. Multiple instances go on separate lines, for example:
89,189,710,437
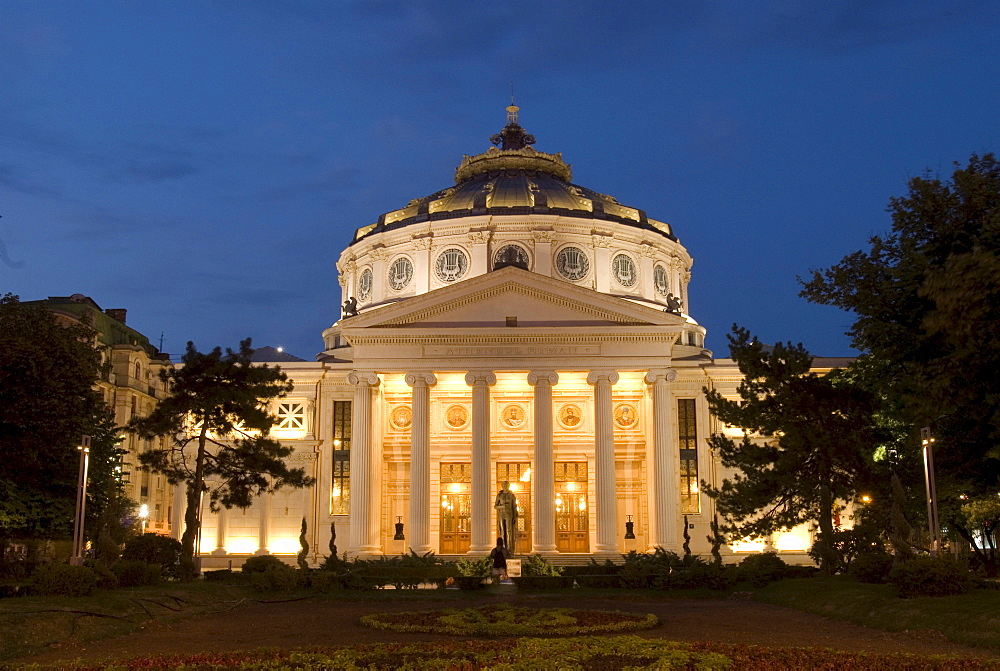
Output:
134,361,142,379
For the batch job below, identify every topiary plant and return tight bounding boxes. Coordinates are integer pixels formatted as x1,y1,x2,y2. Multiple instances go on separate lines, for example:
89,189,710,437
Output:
888,557,976,598
297,518,310,570
737,551,789,587
121,533,182,579
241,554,289,574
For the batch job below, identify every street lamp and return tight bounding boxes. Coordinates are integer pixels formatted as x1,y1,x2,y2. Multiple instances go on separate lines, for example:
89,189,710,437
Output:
921,427,941,557
71,435,91,566
139,504,149,534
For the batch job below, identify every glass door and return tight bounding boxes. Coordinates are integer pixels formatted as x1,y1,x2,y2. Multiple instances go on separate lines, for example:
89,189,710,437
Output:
440,463,471,554
555,462,589,553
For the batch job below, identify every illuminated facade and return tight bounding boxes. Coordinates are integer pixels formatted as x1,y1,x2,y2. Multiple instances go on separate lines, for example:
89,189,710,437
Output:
191,108,837,564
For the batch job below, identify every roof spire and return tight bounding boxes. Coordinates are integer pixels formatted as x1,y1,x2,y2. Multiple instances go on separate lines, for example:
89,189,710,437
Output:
491,89,535,151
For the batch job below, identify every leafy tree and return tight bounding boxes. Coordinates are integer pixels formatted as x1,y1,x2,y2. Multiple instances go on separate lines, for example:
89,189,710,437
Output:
128,338,314,580
0,294,106,544
703,326,882,573
801,153,1000,570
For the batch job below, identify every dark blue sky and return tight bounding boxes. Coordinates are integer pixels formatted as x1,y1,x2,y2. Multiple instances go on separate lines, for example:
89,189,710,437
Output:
2,1,998,359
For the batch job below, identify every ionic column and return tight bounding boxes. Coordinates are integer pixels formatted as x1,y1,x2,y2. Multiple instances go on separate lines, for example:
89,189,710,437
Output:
255,484,271,555
645,368,679,551
466,371,496,554
528,370,559,553
211,505,227,556
405,372,437,555
347,371,381,556
588,370,619,554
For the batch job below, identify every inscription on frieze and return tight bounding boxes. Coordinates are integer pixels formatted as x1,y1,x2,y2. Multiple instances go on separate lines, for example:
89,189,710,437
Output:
424,345,600,358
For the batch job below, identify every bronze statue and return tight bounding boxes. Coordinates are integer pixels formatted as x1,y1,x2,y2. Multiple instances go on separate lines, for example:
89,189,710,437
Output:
342,296,359,317
494,481,518,555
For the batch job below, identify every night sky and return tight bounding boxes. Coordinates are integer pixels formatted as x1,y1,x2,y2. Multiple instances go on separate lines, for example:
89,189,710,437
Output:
2,1,998,360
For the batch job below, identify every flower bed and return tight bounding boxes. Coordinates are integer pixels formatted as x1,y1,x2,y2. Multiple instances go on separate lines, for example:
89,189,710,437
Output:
68,636,1000,670
359,604,658,637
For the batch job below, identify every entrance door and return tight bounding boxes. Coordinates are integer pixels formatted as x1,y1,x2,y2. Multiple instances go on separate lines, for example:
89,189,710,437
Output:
555,462,589,553
497,462,532,554
440,463,471,554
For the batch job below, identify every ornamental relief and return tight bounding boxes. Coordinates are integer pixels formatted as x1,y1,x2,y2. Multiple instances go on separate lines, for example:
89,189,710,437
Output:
613,402,639,430
557,403,583,430
500,403,527,430
444,404,470,430
389,405,412,431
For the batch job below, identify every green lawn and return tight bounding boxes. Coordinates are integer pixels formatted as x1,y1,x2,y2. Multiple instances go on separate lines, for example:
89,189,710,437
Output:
756,576,1000,652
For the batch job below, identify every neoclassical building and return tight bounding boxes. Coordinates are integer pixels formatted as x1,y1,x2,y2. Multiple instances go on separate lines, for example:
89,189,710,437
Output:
191,108,833,564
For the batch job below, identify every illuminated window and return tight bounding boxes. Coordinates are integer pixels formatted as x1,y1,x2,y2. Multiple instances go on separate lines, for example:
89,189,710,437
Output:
555,462,588,553
276,402,306,430
330,401,351,515
678,398,700,514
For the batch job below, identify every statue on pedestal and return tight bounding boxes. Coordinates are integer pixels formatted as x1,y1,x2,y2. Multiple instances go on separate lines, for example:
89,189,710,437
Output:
494,481,518,555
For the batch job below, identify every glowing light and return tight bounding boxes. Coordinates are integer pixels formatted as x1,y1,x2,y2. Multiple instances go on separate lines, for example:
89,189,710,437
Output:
578,499,586,511
269,537,300,554
860,494,872,504
729,538,767,553
508,482,520,492
448,483,463,494
691,481,699,494
277,347,284,353
520,467,531,482
333,439,342,447
774,527,811,552
226,538,258,554
138,504,149,519
332,486,341,497
566,481,576,492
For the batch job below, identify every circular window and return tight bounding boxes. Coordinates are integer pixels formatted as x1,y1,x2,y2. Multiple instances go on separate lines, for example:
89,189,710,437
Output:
612,253,638,288
388,257,413,291
653,264,669,297
555,246,590,281
493,244,530,270
435,248,469,282
358,268,373,300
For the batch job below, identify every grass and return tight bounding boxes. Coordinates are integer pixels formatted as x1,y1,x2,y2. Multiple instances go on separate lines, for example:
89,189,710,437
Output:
755,575,1000,652
0,582,253,662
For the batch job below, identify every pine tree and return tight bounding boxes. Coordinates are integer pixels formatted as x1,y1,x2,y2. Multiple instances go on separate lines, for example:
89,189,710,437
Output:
129,338,314,579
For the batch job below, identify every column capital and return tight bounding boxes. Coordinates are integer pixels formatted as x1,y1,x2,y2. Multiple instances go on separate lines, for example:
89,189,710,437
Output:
347,371,380,387
405,372,437,387
527,370,559,386
464,371,497,386
587,370,620,386
644,368,677,385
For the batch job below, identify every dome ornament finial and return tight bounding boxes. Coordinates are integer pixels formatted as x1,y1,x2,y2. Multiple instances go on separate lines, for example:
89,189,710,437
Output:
490,87,536,151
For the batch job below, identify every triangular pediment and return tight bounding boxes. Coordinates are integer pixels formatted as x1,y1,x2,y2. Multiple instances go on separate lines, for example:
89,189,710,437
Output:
341,266,684,330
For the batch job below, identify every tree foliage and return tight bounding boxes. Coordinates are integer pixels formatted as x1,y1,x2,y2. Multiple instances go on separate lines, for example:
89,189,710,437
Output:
128,338,314,579
703,325,882,573
0,294,107,541
800,153,1000,571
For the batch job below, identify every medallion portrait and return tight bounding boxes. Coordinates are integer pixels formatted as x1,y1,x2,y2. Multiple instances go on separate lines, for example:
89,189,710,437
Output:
390,405,412,430
445,404,469,429
558,403,583,429
613,402,638,429
501,403,526,429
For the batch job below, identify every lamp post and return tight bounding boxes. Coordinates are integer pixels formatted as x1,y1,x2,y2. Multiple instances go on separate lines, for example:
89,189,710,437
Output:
139,504,149,534
921,427,941,557
70,435,92,566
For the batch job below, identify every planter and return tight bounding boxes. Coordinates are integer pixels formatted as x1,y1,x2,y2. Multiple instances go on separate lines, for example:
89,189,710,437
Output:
512,575,575,590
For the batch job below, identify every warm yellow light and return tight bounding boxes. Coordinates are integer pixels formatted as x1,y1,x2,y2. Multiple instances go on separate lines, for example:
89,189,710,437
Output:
860,495,872,504
138,504,149,519
578,499,586,511
508,482,520,492
332,486,341,497
269,537,300,554
520,467,531,482
566,481,576,492
774,527,811,552
226,538,257,554
448,483,463,494
333,439,342,447
691,481,699,494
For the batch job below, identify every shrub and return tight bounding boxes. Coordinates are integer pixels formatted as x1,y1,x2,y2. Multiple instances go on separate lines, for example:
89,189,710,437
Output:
249,564,299,592
87,561,119,590
241,554,290,574
574,574,624,588
620,547,681,588
562,560,620,577
737,552,789,587
121,534,182,579
521,553,563,577
112,560,161,587
29,563,98,596
308,570,342,591
669,564,737,590
888,557,976,598
203,568,237,582
455,556,491,578
849,551,894,584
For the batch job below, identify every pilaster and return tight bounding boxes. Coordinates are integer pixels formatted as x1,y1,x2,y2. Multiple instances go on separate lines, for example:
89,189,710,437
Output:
588,370,619,554
528,370,559,553
465,370,496,554
645,368,679,552
405,371,437,554
347,371,381,556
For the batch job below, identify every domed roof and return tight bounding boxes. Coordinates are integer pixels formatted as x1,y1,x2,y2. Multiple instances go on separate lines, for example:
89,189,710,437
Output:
351,107,675,244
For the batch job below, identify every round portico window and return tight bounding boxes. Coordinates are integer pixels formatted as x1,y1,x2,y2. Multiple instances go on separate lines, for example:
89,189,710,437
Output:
653,264,669,297
388,257,413,291
435,248,469,282
358,268,373,300
612,253,638,288
556,246,589,281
